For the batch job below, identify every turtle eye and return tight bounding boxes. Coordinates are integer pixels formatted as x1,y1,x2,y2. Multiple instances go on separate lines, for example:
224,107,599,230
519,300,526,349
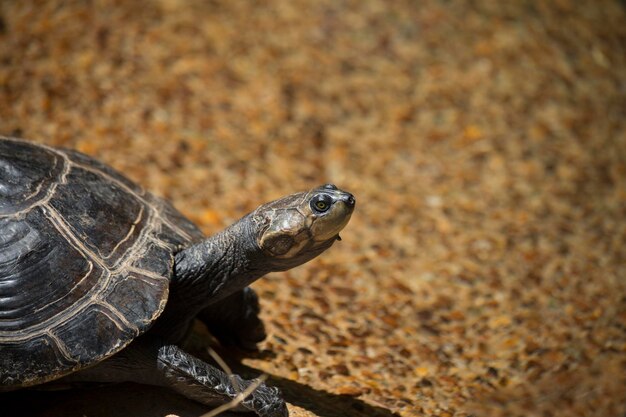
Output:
316,201,329,211
311,195,332,213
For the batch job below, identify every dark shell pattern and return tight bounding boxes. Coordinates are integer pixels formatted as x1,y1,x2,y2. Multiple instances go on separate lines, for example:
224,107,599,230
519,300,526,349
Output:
0,137,203,388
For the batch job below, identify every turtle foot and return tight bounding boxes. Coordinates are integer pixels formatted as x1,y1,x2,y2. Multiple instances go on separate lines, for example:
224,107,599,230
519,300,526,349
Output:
157,344,287,417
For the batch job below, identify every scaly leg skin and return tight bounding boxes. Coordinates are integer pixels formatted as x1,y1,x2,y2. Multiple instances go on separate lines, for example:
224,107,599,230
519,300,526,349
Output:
56,337,287,417
198,287,267,351
157,344,287,417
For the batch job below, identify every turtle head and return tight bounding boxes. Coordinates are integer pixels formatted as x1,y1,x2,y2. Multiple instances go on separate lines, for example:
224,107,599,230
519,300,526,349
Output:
251,184,355,270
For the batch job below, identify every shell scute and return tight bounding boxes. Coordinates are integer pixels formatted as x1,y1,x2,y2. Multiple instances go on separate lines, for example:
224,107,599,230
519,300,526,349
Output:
0,334,77,387
0,207,98,332
102,271,169,329
48,166,147,265
51,303,137,363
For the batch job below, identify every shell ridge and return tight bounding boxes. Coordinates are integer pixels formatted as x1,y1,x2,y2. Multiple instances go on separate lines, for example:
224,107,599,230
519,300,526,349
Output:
0,268,110,340
105,204,145,263
42,204,107,270
45,330,79,364
92,301,139,336
29,261,95,316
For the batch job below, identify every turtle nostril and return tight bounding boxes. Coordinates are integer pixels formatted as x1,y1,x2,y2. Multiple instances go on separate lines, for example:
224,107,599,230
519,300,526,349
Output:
345,194,356,207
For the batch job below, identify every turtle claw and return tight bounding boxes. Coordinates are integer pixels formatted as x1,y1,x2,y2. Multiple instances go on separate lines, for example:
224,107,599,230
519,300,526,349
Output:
240,382,288,417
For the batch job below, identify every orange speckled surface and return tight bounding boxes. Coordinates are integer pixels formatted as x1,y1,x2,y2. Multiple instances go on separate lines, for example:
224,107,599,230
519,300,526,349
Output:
1,1,625,416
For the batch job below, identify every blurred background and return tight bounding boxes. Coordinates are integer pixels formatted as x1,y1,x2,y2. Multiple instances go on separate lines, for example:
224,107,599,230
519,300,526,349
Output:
1,1,625,416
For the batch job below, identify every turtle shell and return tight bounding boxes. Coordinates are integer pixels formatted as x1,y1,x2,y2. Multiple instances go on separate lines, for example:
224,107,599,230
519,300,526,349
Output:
0,137,203,388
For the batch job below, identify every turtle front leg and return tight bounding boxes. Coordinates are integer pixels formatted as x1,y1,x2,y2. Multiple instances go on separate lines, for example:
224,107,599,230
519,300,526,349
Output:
56,337,287,417
198,287,267,351
157,344,287,417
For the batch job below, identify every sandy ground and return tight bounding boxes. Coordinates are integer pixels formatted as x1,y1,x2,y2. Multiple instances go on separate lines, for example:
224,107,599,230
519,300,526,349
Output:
1,1,625,416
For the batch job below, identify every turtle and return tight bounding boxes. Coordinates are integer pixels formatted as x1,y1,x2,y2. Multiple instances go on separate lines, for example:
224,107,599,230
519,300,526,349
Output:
0,136,355,416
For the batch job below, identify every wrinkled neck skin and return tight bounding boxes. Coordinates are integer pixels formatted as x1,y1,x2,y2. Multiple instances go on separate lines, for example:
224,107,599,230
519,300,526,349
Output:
174,216,267,302
156,215,265,338
153,214,335,342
